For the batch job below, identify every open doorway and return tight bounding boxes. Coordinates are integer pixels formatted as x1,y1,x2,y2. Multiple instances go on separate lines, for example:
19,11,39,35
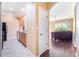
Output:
49,2,76,57
2,22,7,49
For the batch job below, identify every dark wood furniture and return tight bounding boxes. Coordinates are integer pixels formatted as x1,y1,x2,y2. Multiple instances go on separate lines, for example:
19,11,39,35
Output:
51,31,72,43
51,31,72,49
17,31,26,47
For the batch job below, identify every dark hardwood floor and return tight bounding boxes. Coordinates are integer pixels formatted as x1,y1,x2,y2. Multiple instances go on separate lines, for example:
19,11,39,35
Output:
40,49,49,57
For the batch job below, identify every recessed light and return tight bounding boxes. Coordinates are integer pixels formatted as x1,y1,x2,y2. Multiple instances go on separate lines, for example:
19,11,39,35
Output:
10,8,13,11
22,8,25,11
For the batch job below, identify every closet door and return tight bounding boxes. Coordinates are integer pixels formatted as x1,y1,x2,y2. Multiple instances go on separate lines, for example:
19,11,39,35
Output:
38,6,49,55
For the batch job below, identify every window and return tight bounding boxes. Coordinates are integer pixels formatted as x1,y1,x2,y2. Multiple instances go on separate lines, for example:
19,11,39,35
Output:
54,21,71,31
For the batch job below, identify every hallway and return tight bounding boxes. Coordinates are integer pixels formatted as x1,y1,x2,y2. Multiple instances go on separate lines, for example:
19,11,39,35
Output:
1,37,34,57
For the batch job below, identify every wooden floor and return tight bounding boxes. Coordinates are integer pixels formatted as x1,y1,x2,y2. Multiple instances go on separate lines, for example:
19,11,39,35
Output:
40,39,76,57
40,49,49,57
50,39,76,57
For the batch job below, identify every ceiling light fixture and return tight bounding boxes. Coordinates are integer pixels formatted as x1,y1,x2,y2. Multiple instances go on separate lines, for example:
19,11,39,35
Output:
22,8,25,11
10,8,13,11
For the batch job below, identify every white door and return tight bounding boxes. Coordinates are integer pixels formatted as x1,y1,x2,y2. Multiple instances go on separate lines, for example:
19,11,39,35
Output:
38,6,48,55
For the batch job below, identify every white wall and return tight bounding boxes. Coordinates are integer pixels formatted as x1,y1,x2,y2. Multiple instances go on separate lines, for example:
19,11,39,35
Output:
75,3,79,46
49,2,75,21
75,3,79,51
75,3,79,56
25,3,37,56
1,16,19,39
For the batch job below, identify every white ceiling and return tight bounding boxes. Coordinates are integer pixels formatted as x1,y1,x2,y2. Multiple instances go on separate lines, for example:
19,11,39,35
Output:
49,2,75,21
1,2,27,17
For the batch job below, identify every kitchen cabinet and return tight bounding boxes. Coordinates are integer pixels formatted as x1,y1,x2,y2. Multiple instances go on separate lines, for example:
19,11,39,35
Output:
17,31,26,47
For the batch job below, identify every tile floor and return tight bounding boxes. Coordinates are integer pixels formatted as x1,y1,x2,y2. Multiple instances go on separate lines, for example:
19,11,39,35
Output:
1,37,34,57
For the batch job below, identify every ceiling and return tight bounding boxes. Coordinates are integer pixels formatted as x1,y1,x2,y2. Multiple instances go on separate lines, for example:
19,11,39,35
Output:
49,2,75,21
1,2,56,18
37,2,56,10
1,2,26,17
